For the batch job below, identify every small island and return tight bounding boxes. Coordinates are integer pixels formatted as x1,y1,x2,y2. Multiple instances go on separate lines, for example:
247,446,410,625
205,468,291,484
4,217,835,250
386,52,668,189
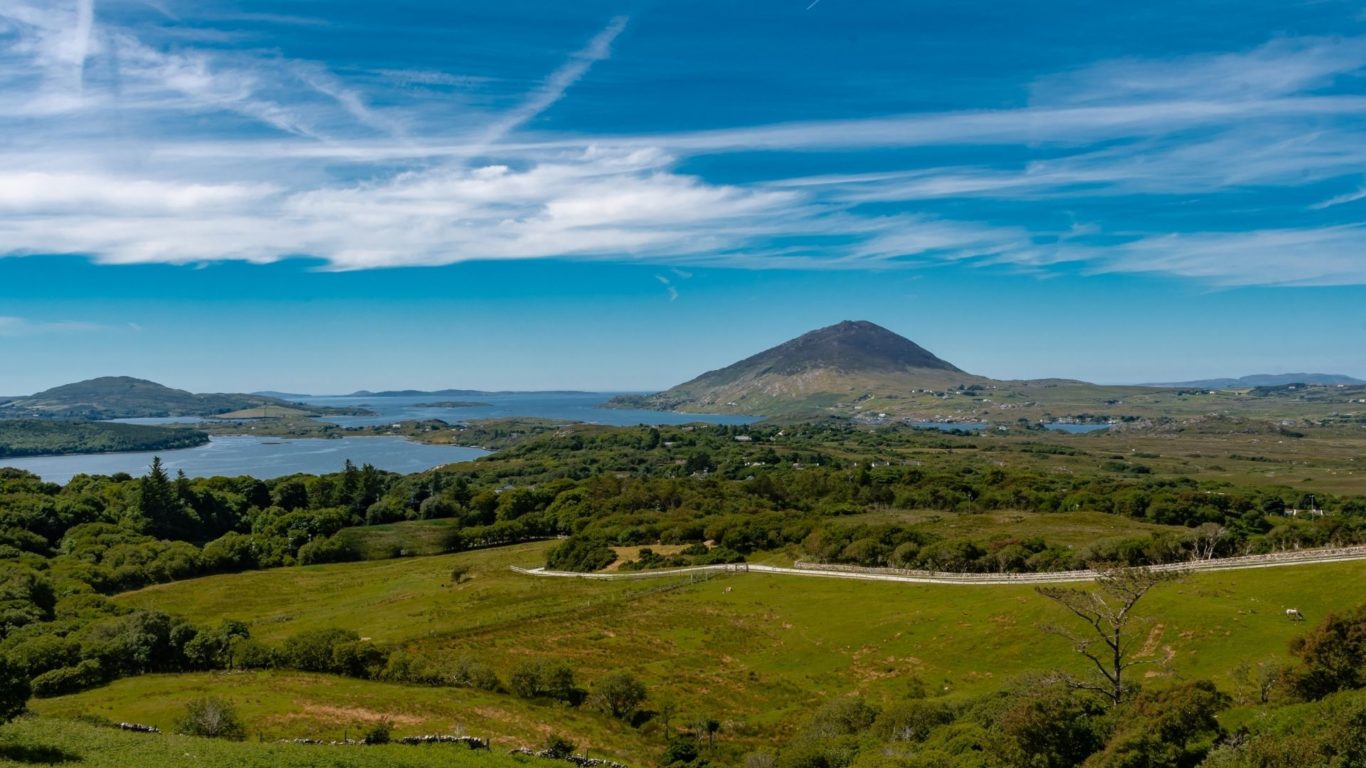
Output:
412,400,490,408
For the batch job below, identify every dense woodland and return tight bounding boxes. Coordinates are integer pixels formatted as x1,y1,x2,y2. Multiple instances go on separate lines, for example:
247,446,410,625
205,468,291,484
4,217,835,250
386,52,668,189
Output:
0,421,1363,765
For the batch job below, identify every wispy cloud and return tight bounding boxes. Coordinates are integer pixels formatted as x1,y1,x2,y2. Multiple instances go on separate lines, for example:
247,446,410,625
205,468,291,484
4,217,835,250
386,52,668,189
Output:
473,16,628,150
0,315,106,336
0,4,1364,287
654,274,679,301
1310,186,1366,210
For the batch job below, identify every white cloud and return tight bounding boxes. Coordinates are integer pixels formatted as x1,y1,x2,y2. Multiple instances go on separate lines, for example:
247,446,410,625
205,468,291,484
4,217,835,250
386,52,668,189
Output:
1310,186,1366,210
1096,226,1366,287
0,3,1364,286
1030,37,1366,105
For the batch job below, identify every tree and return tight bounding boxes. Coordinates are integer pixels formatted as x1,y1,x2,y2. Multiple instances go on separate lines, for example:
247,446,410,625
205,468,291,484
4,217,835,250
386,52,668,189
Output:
1088,680,1229,768
657,699,679,739
592,671,647,720
1289,603,1366,700
1036,567,1178,705
0,655,29,723
177,696,246,740
702,717,722,750
139,457,190,538
993,684,1107,768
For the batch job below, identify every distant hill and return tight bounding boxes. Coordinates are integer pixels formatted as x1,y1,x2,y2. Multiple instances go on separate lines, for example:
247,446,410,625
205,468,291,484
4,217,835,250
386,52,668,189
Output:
345,389,593,397
1149,373,1366,388
609,320,984,416
0,376,319,420
0,419,209,458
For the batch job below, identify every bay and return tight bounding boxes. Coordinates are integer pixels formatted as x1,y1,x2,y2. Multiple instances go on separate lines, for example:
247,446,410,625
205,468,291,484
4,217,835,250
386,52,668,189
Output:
0,435,488,484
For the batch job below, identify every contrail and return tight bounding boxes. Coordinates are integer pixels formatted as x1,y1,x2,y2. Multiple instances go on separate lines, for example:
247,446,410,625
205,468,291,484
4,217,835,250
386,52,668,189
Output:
806,0,823,9
72,0,95,91
473,15,629,151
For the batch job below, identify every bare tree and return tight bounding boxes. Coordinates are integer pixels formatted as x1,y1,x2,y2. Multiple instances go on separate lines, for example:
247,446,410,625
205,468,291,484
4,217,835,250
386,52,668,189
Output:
1036,567,1179,706
1190,523,1228,561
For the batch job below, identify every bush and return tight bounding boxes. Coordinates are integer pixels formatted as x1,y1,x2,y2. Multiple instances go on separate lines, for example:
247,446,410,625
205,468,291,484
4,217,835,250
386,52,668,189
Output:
296,535,361,565
176,696,246,740
509,659,578,703
0,655,28,722
663,738,701,765
281,627,360,672
544,733,577,758
1290,604,1366,700
451,656,501,691
591,671,647,720
546,538,617,572
364,720,392,744
30,659,102,698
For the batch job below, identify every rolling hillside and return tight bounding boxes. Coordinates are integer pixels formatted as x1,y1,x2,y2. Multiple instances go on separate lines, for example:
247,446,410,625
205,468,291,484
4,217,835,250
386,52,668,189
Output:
44,543,1364,761
0,377,330,420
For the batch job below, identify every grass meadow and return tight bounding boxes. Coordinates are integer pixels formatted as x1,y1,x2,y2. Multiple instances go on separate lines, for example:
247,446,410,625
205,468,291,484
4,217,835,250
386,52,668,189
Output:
23,541,1364,760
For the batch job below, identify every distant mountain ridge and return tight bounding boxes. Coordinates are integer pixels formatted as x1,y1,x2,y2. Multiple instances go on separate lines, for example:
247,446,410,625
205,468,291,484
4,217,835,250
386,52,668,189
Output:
1148,373,1365,388
0,376,316,420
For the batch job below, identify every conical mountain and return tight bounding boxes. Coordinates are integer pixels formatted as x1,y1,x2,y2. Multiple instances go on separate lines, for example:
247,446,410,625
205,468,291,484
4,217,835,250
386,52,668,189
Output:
617,321,981,417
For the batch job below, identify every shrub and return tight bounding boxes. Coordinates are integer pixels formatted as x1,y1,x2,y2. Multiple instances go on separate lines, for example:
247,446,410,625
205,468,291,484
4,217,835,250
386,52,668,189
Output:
546,538,617,572
296,535,361,565
176,696,246,740
0,655,28,722
451,656,501,691
591,671,647,720
364,720,392,744
281,627,360,672
1290,604,1366,700
30,659,102,698
544,733,577,758
663,738,700,766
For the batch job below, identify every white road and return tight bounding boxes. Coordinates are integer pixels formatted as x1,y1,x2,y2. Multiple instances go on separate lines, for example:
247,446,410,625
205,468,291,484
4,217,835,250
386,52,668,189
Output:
511,545,1366,586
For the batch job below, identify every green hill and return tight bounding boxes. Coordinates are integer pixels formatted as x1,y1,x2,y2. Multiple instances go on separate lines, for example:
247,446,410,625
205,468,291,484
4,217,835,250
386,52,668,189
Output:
0,377,318,420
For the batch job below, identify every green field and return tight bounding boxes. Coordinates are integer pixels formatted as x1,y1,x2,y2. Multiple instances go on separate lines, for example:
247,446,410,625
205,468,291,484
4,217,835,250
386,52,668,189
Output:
38,542,1364,760
0,716,531,768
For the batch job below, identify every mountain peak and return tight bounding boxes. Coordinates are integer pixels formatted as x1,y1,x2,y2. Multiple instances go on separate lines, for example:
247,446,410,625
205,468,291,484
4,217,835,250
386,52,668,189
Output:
739,320,963,376
609,320,973,415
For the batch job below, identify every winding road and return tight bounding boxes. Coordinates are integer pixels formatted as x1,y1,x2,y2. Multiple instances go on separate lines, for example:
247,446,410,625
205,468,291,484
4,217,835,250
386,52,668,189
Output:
511,545,1366,586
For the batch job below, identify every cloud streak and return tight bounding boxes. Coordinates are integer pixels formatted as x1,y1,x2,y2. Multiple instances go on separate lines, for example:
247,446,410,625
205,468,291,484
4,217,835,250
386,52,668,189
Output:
0,5,1364,286
473,16,628,152
0,315,106,337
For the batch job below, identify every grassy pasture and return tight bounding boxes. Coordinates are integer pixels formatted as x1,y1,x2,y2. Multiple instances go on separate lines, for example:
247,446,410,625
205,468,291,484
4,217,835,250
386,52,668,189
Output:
333,518,467,559
0,716,532,768
75,543,1366,758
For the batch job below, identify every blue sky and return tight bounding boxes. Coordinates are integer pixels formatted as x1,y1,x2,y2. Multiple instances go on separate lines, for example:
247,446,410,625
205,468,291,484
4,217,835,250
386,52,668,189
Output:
1,0,1364,393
